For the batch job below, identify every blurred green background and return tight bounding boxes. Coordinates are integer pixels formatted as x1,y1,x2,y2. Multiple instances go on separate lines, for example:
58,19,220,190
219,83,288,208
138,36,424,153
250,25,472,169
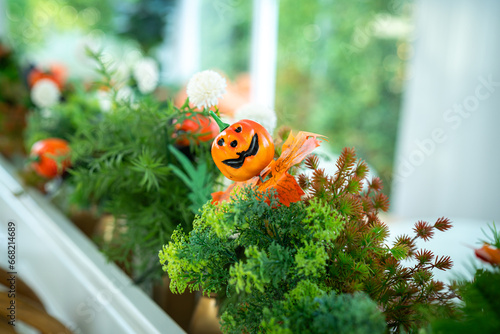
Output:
3,0,412,194
276,0,412,194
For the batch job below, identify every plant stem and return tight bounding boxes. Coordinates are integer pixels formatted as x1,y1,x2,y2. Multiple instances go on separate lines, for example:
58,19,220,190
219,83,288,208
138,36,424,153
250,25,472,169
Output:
209,110,230,132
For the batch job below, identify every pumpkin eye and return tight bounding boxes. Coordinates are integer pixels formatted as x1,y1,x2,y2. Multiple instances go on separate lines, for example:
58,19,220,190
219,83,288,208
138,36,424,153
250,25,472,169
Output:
217,138,224,146
230,140,238,148
235,126,242,133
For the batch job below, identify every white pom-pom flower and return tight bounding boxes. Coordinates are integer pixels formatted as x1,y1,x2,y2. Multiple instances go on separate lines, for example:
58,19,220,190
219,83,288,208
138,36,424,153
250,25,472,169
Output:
96,89,112,112
186,70,227,109
234,103,277,135
31,79,61,108
133,57,159,94
116,86,134,103
113,61,131,85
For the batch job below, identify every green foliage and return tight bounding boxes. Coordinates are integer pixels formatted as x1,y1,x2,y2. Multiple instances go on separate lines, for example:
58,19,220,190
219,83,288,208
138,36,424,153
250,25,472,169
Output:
62,51,220,281
160,147,457,333
24,86,102,149
118,0,176,52
6,0,115,50
159,202,235,295
159,187,345,332
0,43,28,104
0,42,29,157
69,99,219,279
431,269,500,333
431,224,500,333
260,281,386,334
479,222,500,249
168,145,215,215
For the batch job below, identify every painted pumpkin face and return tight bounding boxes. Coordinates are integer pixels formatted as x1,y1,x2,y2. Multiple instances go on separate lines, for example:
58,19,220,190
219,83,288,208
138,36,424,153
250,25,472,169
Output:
211,120,274,181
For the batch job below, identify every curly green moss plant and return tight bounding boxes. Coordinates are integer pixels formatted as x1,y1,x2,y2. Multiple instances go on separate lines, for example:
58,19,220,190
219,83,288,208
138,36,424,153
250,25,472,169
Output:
260,281,385,334
159,147,457,333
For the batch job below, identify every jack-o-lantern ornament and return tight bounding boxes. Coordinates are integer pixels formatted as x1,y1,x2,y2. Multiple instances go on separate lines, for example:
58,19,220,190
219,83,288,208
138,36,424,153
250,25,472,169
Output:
210,111,274,182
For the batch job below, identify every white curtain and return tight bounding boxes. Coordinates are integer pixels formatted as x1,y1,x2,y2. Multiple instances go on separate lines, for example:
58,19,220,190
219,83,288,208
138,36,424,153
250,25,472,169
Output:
391,0,500,222
250,0,279,109
161,0,201,84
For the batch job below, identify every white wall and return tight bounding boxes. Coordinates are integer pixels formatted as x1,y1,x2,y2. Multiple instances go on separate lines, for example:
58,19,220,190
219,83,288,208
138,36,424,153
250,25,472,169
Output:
392,0,500,222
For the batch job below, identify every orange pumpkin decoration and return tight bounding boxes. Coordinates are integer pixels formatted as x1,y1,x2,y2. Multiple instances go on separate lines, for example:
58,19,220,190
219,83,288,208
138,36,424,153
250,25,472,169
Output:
30,138,71,179
210,111,274,182
475,244,500,265
28,64,67,90
173,112,219,147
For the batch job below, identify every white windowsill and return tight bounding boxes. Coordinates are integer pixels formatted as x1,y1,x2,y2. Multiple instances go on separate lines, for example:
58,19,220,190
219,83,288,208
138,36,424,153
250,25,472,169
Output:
0,155,185,334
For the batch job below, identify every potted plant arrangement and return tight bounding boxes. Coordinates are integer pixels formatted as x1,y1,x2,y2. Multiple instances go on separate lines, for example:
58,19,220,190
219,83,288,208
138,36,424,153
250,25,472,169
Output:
4,39,498,332
54,56,228,329
159,73,463,333
11,46,230,330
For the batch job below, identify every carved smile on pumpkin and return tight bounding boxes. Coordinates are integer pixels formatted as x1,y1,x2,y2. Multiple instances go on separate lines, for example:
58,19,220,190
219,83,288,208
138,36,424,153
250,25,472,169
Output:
221,133,260,169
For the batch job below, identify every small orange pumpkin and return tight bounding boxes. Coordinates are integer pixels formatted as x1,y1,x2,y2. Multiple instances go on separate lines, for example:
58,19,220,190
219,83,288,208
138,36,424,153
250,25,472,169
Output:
30,138,71,179
173,112,219,147
28,64,67,90
210,111,274,181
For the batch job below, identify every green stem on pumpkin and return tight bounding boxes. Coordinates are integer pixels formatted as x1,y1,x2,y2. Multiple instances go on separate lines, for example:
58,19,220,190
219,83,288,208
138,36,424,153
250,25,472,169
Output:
27,155,40,164
209,110,230,132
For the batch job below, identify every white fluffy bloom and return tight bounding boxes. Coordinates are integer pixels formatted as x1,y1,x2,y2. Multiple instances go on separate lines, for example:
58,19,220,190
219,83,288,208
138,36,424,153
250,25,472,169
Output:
234,103,277,135
186,70,227,109
116,86,134,103
133,57,159,94
96,86,137,112
31,79,61,108
96,90,112,112
114,61,131,85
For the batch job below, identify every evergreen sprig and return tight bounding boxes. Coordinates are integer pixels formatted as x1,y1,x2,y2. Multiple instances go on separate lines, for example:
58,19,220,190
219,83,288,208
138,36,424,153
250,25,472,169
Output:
479,222,500,248
24,88,102,149
69,98,219,279
64,51,220,281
